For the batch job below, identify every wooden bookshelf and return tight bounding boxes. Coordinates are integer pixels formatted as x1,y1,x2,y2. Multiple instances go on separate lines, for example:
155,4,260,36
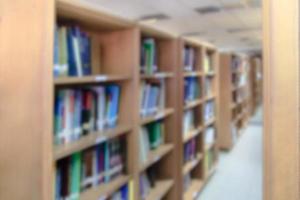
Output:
219,53,251,150
177,38,219,199
134,26,179,200
2,0,222,199
249,56,263,115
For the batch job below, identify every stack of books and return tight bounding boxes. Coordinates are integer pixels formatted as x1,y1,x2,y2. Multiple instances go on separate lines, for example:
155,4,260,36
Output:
184,77,200,103
55,137,125,199
139,121,165,164
54,85,121,145
183,46,195,72
204,100,215,123
54,25,92,77
140,81,166,117
140,38,158,75
183,138,197,163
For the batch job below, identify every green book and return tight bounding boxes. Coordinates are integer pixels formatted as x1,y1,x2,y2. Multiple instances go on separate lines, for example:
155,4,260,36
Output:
148,122,162,149
70,153,81,199
143,39,155,75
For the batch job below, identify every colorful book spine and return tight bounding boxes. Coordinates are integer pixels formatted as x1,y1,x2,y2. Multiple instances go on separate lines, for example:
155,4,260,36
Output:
54,85,121,145
140,38,157,75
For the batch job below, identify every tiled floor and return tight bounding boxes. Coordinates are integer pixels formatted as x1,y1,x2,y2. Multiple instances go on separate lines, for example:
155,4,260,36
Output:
198,109,263,200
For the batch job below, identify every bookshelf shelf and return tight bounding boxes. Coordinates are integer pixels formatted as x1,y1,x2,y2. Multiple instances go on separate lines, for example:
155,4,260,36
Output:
54,124,131,160
54,74,131,86
205,142,215,151
139,144,174,172
183,179,204,200
182,153,203,175
205,164,217,180
80,175,130,200
204,95,216,101
140,72,174,79
139,108,175,125
145,180,174,200
184,99,203,110
183,127,203,143
204,118,216,127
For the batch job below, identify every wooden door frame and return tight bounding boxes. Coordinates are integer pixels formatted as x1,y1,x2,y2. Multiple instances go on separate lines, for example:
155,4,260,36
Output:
263,0,300,199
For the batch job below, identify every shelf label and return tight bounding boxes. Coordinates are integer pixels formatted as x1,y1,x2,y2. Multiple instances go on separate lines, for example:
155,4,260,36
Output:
95,75,108,82
96,136,107,144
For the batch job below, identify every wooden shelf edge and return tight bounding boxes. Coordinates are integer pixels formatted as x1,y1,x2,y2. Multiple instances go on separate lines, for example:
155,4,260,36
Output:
80,175,130,200
139,144,174,172
204,142,215,151
54,74,131,86
183,179,204,200
145,179,174,200
140,72,174,79
184,99,202,110
183,71,203,77
204,94,216,101
182,153,203,175
57,0,134,28
204,118,216,127
183,126,203,143
140,108,174,125
54,124,131,160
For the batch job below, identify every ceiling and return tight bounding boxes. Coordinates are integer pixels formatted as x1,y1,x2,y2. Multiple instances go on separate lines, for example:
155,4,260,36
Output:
82,0,262,53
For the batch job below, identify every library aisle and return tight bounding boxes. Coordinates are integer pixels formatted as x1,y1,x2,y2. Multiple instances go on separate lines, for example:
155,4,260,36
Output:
198,108,263,200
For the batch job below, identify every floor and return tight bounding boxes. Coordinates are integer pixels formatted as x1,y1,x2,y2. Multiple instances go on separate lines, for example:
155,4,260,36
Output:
198,108,263,200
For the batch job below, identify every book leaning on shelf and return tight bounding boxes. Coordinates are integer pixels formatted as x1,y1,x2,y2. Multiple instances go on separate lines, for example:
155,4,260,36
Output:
54,25,93,77
54,85,120,145
140,80,166,117
140,38,158,75
182,110,196,136
203,53,213,73
56,137,126,200
140,168,157,199
139,121,165,164
204,100,215,123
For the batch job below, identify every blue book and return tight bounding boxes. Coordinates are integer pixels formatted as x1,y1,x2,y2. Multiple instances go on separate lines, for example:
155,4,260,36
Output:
67,27,77,76
104,141,110,182
121,185,129,200
106,85,120,127
53,26,60,77
80,32,91,76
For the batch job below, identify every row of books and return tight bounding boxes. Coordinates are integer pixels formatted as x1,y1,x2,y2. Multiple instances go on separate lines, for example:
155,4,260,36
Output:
183,138,197,163
183,46,196,72
182,110,196,136
110,185,129,200
55,137,125,200
140,38,158,75
205,126,216,146
54,25,92,78
54,85,120,145
140,168,157,199
139,121,165,164
204,53,214,73
184,77,200,103
140,81,166,117
204,100,215,123
231,56,242,72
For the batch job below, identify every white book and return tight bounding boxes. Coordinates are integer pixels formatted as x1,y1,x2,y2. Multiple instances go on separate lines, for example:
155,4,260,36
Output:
72,36,83,77
63,90,72,144
144,84,152,116
94,86,106,131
